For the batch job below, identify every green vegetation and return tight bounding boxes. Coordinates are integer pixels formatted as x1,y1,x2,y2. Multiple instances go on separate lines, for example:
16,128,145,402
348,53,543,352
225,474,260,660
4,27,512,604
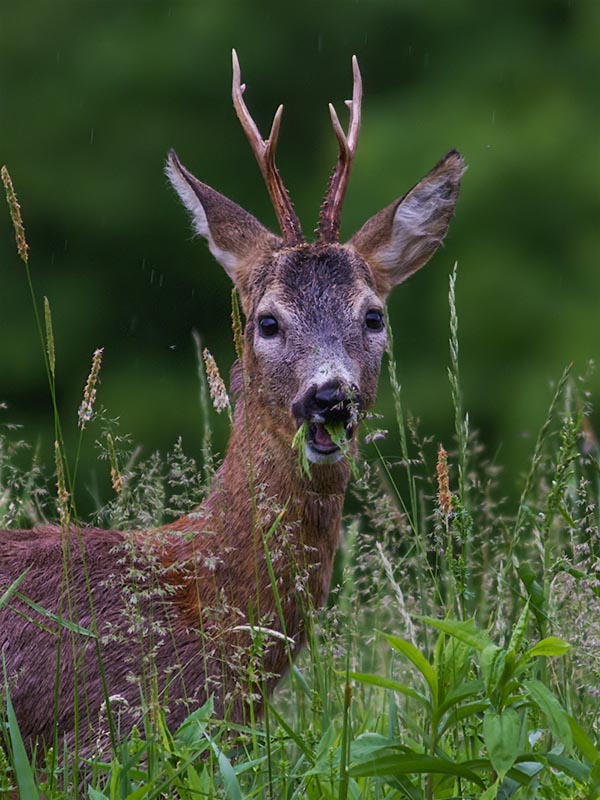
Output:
1,172,599,797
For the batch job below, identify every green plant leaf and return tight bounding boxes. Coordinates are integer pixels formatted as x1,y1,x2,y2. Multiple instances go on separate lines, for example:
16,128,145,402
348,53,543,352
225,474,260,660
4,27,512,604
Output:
14,591,95,637
480,644,508,697
437,700,489,737
349,751,485,788
0,568,30,611
175,696,214,748
421,616,491,652
350,733,396,761
2,663,40,800
523,679,573,753
482,708,521,778
525,637,571,659
347,671,429,706
567,715,600,764
507,600,530,656
479,777,500,800
544,753,590,782
381,633,438,701
88,789,109,800
516,564,547,634
208,739,245,800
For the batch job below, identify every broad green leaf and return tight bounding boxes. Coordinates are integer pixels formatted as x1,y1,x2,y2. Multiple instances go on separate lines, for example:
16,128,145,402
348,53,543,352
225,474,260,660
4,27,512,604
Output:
175,696,214,747
438,700,489,737
421,617,491,652
348,671,429,706
525,637,571,659
523,679,573,753
209,739,245,800
88,789,109,800
482,708,521,778
544,753,590,782
350,733,395,761
480,644,507,697
567,715,600,764
381,633,438,701
349,751,485,788
437,679,485,717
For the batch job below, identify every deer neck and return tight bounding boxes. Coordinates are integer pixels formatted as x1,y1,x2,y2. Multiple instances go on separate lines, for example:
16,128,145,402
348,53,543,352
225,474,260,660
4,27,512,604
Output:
162,387,350,614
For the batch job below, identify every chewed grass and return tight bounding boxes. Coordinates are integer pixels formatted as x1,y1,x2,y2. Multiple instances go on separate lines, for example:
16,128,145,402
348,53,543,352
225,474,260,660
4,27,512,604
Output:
291,419,360,479
325,421,360,479
291,420,311,477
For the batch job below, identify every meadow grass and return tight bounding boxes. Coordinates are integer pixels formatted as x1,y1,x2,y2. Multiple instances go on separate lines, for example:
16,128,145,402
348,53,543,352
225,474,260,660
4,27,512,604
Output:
1,167,600,798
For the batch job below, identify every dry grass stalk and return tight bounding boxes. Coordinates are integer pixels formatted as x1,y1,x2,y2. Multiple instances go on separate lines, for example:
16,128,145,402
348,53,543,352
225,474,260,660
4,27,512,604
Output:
1,164,29,265
436,443,452,516
202,348,230,413
78,347,104,429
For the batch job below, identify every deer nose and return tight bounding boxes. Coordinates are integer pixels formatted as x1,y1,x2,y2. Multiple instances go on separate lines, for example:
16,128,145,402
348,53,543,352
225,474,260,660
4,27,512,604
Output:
314,383,345,412
293,380,360,426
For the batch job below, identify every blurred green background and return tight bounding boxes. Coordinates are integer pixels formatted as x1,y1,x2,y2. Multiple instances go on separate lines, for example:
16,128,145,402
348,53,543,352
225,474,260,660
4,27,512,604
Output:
1,0,599,511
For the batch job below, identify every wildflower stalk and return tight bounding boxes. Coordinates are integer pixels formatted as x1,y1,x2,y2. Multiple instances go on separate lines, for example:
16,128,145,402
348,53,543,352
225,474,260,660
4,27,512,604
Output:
2,166,77,520
447,264,472,617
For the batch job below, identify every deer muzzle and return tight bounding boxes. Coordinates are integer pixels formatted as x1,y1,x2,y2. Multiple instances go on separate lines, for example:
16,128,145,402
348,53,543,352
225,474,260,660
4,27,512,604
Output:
292,379,361,464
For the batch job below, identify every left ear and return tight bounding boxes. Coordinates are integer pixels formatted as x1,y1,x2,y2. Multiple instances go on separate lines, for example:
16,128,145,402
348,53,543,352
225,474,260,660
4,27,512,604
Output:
348,150,465,297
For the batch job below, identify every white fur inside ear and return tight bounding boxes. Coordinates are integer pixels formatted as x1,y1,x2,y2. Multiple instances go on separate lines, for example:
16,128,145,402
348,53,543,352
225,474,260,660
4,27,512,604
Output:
165,156,239,280
166,157,210,237
377,176,455,276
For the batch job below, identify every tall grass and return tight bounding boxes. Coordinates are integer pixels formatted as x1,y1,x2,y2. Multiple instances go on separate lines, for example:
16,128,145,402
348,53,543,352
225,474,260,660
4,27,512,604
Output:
1,167,599,798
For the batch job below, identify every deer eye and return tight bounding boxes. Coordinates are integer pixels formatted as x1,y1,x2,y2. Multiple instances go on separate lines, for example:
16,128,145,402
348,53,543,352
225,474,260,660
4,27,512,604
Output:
365,309,384,331
258,315,280,338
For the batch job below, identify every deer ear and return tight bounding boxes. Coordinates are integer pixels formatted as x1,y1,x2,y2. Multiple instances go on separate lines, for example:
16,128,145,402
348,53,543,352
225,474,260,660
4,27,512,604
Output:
349,151,465,297
166,149,279,283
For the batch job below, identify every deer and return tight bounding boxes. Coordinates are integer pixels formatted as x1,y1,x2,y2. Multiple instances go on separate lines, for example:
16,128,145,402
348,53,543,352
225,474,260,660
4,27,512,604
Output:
0,51,464,757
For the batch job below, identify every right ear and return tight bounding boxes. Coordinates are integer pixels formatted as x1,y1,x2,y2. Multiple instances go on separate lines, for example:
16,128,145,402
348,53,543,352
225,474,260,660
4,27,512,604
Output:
166,149,280,283
348,150,465,298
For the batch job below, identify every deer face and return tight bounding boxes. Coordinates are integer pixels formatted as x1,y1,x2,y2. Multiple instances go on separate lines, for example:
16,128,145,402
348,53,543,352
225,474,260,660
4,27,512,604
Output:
166,54,464,466
245,244,386,463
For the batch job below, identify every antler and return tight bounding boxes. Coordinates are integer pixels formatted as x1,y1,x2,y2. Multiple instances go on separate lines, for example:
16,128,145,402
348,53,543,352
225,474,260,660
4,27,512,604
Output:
232,49,303,246
318,56,362,243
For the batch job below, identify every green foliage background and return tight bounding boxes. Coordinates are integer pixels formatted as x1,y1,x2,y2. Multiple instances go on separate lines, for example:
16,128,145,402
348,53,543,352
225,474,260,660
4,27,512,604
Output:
1,0,599,507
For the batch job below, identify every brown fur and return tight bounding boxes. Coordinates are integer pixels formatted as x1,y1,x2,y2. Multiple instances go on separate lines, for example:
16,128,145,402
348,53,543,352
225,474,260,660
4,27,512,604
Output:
0,66,464,757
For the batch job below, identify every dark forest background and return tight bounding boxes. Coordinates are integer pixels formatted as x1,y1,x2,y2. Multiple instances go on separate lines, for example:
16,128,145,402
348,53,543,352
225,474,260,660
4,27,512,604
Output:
1,0,599,512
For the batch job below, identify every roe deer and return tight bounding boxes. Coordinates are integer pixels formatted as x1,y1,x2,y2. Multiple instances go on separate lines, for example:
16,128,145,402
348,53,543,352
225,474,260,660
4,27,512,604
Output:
0,51,464,754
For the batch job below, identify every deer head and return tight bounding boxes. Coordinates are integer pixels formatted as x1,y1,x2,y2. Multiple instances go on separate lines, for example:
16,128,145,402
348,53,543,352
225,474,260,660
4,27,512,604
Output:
166,51,464,468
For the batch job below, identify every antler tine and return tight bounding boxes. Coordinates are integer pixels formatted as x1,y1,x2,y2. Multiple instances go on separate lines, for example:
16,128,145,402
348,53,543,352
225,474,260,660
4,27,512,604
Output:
231,49,303,246
319,55,363,243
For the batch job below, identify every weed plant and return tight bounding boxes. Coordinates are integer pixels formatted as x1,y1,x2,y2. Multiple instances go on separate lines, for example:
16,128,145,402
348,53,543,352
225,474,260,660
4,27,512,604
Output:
1,167,599,798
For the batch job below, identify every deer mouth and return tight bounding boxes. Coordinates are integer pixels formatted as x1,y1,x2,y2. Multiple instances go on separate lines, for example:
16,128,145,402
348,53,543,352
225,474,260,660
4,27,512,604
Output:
306,419,354,462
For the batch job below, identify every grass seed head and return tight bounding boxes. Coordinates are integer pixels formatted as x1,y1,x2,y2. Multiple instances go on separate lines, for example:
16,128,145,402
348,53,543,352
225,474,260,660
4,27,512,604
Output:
1,165,29,265
78,347,104,429
436,443,452,516
203,348,230,413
